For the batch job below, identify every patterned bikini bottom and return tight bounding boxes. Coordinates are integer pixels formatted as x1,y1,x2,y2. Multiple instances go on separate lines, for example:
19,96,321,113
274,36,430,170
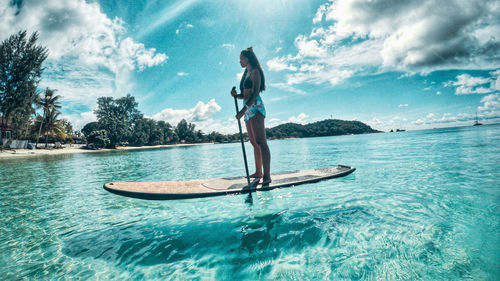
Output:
244,96,266,122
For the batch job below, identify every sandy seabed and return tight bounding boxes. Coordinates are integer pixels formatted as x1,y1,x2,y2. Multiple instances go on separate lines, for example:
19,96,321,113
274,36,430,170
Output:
0,143,209,159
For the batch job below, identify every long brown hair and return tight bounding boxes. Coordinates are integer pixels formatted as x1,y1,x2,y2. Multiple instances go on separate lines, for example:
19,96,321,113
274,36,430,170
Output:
239,47,266,92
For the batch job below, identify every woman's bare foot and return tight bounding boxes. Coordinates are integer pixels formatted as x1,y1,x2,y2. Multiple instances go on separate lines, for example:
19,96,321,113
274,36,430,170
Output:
261,178,272,185
250,173,263,178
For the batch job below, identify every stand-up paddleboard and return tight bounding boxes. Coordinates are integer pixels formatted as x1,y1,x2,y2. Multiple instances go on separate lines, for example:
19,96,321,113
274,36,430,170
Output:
103,165,355,200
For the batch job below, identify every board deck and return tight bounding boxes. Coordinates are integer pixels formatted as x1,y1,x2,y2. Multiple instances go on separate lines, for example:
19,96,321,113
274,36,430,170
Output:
103,165,355,200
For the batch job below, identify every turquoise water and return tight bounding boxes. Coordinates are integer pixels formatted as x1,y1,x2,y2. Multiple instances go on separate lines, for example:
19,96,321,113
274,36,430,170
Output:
1,125,499,280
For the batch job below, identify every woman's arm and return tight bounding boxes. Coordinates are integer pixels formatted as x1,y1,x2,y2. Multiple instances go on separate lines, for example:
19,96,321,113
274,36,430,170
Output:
231,88,245,99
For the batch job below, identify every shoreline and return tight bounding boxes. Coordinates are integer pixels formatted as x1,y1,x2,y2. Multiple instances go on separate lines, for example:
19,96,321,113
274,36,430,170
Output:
0,143,211,159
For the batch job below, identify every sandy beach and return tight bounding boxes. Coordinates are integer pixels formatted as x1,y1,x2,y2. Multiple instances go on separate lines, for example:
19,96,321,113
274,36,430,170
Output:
0,143,210,159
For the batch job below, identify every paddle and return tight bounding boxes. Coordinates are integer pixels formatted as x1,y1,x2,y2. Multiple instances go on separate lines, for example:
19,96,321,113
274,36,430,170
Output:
232,86,252,191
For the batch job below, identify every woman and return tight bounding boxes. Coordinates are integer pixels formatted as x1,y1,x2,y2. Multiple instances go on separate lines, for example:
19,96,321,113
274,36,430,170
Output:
231,47,271,184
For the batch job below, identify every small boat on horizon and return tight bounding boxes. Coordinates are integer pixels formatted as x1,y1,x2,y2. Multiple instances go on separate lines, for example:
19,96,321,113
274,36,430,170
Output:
473,112,482,126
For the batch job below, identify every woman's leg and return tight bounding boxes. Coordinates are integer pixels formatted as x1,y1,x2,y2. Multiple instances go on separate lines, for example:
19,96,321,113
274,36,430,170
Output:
250,113,271,183
245,120,262,178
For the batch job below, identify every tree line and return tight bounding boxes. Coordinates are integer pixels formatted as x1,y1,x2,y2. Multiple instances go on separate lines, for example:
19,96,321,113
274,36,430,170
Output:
0,30,75,146
82,92,381,149
81,94,246,148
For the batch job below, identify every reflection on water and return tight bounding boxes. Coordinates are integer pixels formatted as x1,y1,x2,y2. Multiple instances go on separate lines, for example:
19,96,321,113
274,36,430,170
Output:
61,206,369,279
0,125,499,280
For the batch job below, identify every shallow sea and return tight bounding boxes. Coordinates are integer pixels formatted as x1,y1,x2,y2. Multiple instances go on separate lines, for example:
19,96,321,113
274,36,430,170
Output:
0,125,499,280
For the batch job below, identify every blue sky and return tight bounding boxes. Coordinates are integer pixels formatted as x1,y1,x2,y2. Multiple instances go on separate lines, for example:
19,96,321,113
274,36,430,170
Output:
1,0,499,132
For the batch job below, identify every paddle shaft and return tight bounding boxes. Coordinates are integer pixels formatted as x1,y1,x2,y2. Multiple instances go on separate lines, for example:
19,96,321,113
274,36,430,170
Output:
233,94,252,190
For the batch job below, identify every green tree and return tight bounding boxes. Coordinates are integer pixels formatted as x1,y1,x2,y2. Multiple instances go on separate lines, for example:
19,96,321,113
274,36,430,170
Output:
10,96,35,139
94,94,142,146
157,120,174,144
36,88,61,147
0,30,48,138
60,119,73,142
129,117,149,146
81,122,100,139
129,118,171,146
43,107,63,147
196,130,205,143
146,118,164,145
87,130,110,149
208,131,227,143
175,119,196,143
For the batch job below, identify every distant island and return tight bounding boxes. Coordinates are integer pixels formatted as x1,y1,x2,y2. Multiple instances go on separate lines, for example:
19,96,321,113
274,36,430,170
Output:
265,119,381,140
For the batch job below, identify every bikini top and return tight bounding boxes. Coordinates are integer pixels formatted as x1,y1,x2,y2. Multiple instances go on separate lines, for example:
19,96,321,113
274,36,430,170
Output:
243,71,252,89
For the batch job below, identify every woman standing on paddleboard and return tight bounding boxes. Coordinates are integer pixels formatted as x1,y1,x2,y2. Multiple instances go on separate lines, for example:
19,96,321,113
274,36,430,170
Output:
231,47,271,184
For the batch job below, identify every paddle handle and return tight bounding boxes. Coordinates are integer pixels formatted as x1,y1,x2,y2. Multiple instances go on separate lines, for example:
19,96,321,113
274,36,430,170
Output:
233,87,252,190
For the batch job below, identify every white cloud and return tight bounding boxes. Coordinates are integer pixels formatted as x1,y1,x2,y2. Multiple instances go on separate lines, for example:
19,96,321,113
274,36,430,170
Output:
312,3,328,24
201,119,238,135
175,23,194,34
222,43,235,49
260,114,309,128
268,96,286,102
287,113,308,124
148,99,242,134
61,111,96,131
0,1,167,70
39,61,127,108
117,37,167,72
269,83,306,95
266,118,282,128
266,56,297,71
413,118,425,125
152,99,221,126
436,91,442,95
491,70,500,91
398,73,412,79
295,35,326,58
410,111,498,126
364,115,407,131
177,72,188,76
454,74,490,89
0,0,167,116
366,108,499,131
276,38,379,86
478,93,500,113
268,0,500,87
324,0,499,71
451,74,493,95
443,70,500,95
286,68,354,86
398,104,408,108
368,117,381,126
236,71,244,82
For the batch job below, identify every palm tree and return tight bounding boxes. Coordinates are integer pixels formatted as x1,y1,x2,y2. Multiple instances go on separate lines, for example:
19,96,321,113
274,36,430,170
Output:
43,108,63,147
35,88,61,148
